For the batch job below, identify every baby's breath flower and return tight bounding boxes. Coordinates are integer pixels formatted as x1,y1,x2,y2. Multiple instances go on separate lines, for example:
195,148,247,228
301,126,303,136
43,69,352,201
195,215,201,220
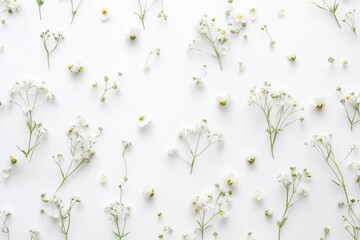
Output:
9,155,17,164
2,167,11,178
138,114,151,128
261,25,276,46
245,154,256,164
173,119,224,174
94,72,123,103
192,65,207,87
265,209,273,217
342,10,357,37
336,87,360,130
128,27,141,40
144,48,160,70
224,172,238,187
252,188,264,201
343,59,349,66
287,52,297,62
30,229,40,239
216,94,231,107
100,8,110,21
142,186,155,199
99,173,108,185
238,60,246,71
40,30,64,69
250,8,256,21
312,97,326,110
68,59,84,73
328,57,335,63
279,8,286,17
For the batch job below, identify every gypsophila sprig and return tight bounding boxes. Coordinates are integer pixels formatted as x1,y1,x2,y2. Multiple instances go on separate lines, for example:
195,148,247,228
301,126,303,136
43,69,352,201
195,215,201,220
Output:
190,179,235,240
92,72,122,103
276,167,311,240
40,30,64,69
30,229,40,240
8,79,54,161
0,210,11,240
192,65,207,87
157,212,173,239
189,15,245,70
170,119,224,174
0,0,20,25
249,82,303,158
306,134,360,239
40,193,81,240
144,48,160,70
105,141,132,240
320,227,330,240
135,0,166,29
261,25,276,46
343,10,358,37
310,0,341,28
337,87,360,131
53,116,102,192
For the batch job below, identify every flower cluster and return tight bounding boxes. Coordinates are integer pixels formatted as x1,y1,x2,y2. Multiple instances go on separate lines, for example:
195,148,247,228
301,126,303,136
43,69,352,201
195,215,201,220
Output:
8,79,55,161
92,72,123,103
249,82,303,158
105,202,131,239
157,212,173,239
261,25,276,46
342,10,358,37
189,175,236,240
0,0,20,25
169,119,224,174
192,65,207,87
306,134,360,239
53,116,102,192
135,0,167,29
40,193,81,240
337,87,360,131
276,167,311,240
189,15,247,70
40,30,64,69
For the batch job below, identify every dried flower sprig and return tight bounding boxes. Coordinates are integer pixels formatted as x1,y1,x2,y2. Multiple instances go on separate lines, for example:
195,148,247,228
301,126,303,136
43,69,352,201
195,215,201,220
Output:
105,141,132,240
157,212,173,239
336,87,360,131
92,72,122,103
320,227,330,240
40,193,81,240
190,180,234,240
310,0,341,28
40,30,64,69
342,10,357,37
0,210,11,240
0,0,20,25
35,0,44,20
30,229,40,240
192,65,207,87
249,82,303,158
189,15,245,70
306,134,359,239
8,80,55,161
169,119,224,174
53,116,102,192
276,167,311,240
135,0,166,29
144,48,160,70
261,25,276,46
69,0,83,24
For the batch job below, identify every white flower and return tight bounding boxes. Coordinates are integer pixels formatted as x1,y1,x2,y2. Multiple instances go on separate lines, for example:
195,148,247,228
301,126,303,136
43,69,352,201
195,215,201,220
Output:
2,167,11,178
223,172,238,187
68,59,84,73
250,8,256,21
99,173,108,184
128,27,141,40
168,147,179,156
299,187,308,197
264,209,273,217
252,188,264,201
311,97,326,110
279,8,286,17
100,8,110,21
233,12,247,24
30,229,40,239
0,44,4,53
142,185,155,199
216,94,231,107
287,52,297,62
245,153,256,164
138,114,151,128
105,202,131,219
343,59,349,66
239,60,246,71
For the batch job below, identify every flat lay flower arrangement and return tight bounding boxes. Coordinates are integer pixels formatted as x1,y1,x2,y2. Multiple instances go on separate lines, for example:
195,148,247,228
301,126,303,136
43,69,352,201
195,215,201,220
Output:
0,0,360,239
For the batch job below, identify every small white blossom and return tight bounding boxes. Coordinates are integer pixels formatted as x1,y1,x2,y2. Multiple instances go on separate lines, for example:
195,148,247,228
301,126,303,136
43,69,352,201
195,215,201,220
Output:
100,8,110,21
168,147,179,156
245,154,256,164
287,52,297,62
223,172,238,187
142,186,155,199
128,27,141,40
138,115,151,128
2,167,11,178
239,60,246,71
216,94,231,107
279,8,286,17
99,173,108,184
68,59,84,73
311,97,326,110
252,188,264,201
30,229,40,239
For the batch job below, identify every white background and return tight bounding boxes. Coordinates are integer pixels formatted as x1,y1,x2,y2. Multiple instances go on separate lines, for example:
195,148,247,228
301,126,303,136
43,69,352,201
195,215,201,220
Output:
1,0,360,239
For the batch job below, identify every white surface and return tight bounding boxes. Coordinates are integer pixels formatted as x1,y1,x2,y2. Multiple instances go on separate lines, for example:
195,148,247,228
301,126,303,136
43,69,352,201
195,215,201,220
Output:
1,0,360,239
